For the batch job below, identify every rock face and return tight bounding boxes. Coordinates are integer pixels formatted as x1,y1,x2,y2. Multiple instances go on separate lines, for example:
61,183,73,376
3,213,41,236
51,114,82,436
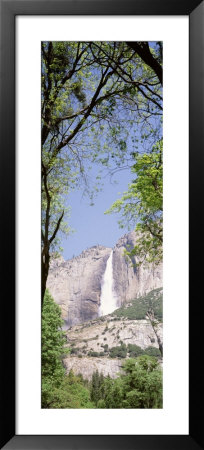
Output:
113,231,162,304
47,231,162,326
47,246,111,327
64,356,122,381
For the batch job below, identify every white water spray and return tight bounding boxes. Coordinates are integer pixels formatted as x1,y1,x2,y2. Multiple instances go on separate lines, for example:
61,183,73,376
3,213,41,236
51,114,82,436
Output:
99,251,118,316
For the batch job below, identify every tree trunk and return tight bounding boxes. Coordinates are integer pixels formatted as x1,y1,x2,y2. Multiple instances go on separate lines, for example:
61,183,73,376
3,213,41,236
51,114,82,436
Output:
147,310,163,357
41,245,50,308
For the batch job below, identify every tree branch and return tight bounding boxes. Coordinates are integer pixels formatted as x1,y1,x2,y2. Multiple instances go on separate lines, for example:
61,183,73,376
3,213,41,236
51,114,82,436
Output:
49,210,64,245
127,42,163,85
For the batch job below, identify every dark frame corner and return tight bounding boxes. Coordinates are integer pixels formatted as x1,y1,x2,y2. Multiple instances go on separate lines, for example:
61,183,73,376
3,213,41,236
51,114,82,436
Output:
0,0,204,449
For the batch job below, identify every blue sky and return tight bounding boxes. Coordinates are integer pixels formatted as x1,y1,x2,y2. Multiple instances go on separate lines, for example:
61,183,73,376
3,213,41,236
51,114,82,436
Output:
62,165,132,260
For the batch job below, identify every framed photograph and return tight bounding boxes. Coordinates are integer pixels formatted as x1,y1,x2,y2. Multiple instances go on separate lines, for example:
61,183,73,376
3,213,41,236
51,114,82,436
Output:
0,0,203,449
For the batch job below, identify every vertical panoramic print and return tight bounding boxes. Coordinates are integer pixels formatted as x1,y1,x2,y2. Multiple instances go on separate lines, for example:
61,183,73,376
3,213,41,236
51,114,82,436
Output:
41,41,163,409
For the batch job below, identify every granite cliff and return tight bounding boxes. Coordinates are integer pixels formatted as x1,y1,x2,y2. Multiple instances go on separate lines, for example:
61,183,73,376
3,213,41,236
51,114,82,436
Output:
47,231,162,327
112,231,162,303
47,245,111,327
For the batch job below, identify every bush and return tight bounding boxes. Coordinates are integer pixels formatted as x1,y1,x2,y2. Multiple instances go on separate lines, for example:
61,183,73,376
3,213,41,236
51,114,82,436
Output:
127,344,145,357
70,347,79,355
102,344,109,352
144,346,161,357
88,351,100,357
109,344,127,359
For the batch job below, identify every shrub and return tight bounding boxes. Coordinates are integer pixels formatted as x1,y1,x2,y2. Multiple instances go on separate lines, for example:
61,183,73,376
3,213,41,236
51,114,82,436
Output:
103,344,108,352
127,344,145,357
88,351,100,357
109,344,127,359
144,346,161,357
70,347,79,355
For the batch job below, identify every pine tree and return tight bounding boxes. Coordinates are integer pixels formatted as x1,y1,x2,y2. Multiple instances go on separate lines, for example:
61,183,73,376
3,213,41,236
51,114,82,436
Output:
90,370,105,405
41,289,68,407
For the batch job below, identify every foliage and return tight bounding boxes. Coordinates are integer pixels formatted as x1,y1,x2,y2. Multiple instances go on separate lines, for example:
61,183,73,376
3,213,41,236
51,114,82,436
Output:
112,288,163,321
90,370,105,404
106,139,163,265
109,343,127,359
45,370,94,409
101,343,109,352
102,342,161,359
41,290,68,407
144,346,161,358
95,356,162,409
69,341,161,359
42,290,94,408
127,343,145,357
88,351,100,357
121,356,162,408
70,346,80,354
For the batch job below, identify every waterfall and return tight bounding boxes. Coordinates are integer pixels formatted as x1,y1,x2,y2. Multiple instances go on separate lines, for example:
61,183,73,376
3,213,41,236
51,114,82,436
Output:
99,251,118,316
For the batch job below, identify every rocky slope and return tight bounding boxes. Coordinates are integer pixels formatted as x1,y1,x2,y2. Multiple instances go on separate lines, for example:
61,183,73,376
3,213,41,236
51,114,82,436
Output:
47,231,162,326
64,288,163,380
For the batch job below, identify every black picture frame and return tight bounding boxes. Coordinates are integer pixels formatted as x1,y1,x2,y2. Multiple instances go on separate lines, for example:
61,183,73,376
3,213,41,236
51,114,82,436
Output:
0,0,203,449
